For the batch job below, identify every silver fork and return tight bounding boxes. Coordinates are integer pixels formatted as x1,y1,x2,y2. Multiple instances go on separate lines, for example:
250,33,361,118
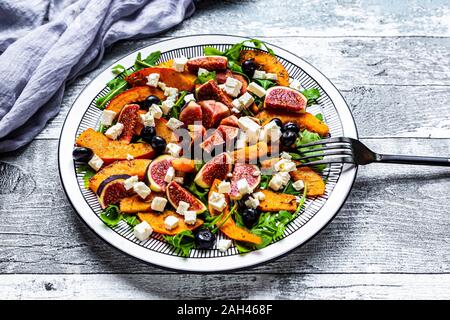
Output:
296,137,450,167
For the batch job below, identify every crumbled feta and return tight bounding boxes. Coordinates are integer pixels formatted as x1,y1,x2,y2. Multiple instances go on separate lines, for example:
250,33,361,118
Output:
209,192,227,212
184,94,196,103
238,116,261,132
217,181,231,194
247,82,266,98
124,175,139,191
268,174,283,191
253,70,266,79
157,82,167,91
265,73,278,81
88,154,103,171
164,166,175,183
164,86,178,97
133,221,153,241
237,92,254,109
274,159,297,172
184,211,197,225
173,176,184,184
237,178,251,195
146,73,160,87
165,143,181,157
222,77,242,98
151,196,167,212
149,104,163,119
253,191,266,201
277,172,291,185
289,79,304,91
133,182,151,199
222,83,241,97
231,99,242,110
280,152,292,160
104,122,124,140
164,215,179,230
176,200,190,215
161,99,175,115
217,239,232,252
292,180,305,191
259,120,282,143
231,107,241,114
140,112,155,127
173,56,188,72
167,117,184,131
126,154,134,160
244,196,260,209
100,110,116,126
197,68,209,76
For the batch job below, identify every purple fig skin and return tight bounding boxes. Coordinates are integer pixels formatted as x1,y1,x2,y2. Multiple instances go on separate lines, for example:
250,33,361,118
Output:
97,175,131,209
146,155,173,192
97,174,131,196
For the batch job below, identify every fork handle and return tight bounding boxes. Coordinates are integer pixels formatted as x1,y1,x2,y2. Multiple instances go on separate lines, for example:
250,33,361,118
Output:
377,154,450,166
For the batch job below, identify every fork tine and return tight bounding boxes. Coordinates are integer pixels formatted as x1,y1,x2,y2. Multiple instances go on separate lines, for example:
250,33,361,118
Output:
297,156,355,167
299,136,352,148
295,149,354,162
295,143,352,155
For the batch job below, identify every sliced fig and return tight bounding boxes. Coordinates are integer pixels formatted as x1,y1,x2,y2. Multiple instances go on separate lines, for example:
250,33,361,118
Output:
145,155,174,192
118,104,140,144
217,125,239,143
179,101,202,126
216,70,248,96
97,175,131,209
199,100,230,128
187,56,228,73
264,86,307,114
200,130,225,153
166,181,207,214
219,115,239,127
195,80,233,108
230,163,261,200
194,152,232,188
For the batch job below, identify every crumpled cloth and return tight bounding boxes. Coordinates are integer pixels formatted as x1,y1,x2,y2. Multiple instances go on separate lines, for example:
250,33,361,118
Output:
0,0,195,152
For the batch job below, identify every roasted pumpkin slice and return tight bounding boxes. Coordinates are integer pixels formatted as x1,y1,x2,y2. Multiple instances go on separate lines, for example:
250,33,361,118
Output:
256,110,329,137
208,179,262,245
290,167,326,196
125,67,196,91
120,193,164,214
137,211,203,236
155,118,178,144
105,86,164,114
231,142,269,163
257,189,297,212
76,129,154,164
239,50,289,86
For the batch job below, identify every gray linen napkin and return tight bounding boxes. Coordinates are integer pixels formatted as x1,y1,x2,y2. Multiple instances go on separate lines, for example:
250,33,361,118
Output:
0,0,195,152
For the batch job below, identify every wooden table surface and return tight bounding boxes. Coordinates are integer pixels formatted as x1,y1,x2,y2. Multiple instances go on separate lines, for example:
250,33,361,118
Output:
1,0,449,299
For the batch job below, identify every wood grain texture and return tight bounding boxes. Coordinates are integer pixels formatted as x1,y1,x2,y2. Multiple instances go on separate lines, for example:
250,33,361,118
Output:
1,138,449,274
1,274,449,300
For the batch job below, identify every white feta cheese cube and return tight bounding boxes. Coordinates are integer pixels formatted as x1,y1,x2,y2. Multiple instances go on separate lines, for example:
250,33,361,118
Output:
176,200,190,215
217,239,232,252
164,166,175,183
245,128,260,146
237,178,251,195
217,181,231,194
209,192,227,212
164,86,178,97
231,107,241,114
289,79,304,91
231,99,242,110
265,73,278,81
146,73,160,87
237,92,255,109
184,211,197,225
253,70,266,79
165,143,181,157
247,82,267,98
157,82,167,91
124,175,139,191
173,56,188,72
167,117,184,131
100,110,116,126
88,154,103,171
274,159,296,172
292,180,305,191
184,94,196,103
133,181,151,199
151,196,167,212
222,84,241,98
277,172,291,185
222,77,243,98
104,122,124,140
149,104,163,119
164,215,179,230
244,196,260,209
197,68,209,76
280,152,292,160
268,174,283,191
173,176,184,184
161,99,175,115
140,112,155,127
133,221,153,241
225,76,242,88
237,116,261,132
235,132,247,149
253,191,266,201
126,154,134,160
259,121,282,143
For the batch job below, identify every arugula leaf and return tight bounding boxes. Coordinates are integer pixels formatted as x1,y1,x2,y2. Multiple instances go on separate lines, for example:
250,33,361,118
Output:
295,129,326,171
95,78,128,110
97,123,107,134
196,70,216,84
315,113,324,122
254,79,276,90
227,60,243,74
203,47,224,56
76,164,96,189
259,175,272,189
134,51,161,71
282,180,301,195
111,64,127,75
301,88,321,105
194,160,205,172
99,205,122,227
166,91,188,119
186,181,209,204
122,215,140,228
163,230,196,257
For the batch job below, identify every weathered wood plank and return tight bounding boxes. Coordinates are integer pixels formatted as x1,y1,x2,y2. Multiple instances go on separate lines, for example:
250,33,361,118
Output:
171,0,450,37
0,138,449,274
1,274,449,300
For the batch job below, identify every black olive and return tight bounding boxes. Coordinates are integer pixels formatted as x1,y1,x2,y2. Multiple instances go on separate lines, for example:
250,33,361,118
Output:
242,208,260,229
270,118,283,128
280,130,297,148
150,135,167,154
195,229,216,249
72,147,94,162
241,59,256,78
140,126,156,143
282,122,300,134
143,95,161,109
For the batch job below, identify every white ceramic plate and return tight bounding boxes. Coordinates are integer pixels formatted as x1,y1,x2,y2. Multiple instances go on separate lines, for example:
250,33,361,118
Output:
58,35,358,272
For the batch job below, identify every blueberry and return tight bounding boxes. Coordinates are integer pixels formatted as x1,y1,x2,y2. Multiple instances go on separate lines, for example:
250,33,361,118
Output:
150,135,167,154
242,208,260,229
72,147,94,162
140,126,156,143
282,122,300,134
143,95,161,109
195,229,216,249
241,59,256,78
270,118,283,128
280,130,297,148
